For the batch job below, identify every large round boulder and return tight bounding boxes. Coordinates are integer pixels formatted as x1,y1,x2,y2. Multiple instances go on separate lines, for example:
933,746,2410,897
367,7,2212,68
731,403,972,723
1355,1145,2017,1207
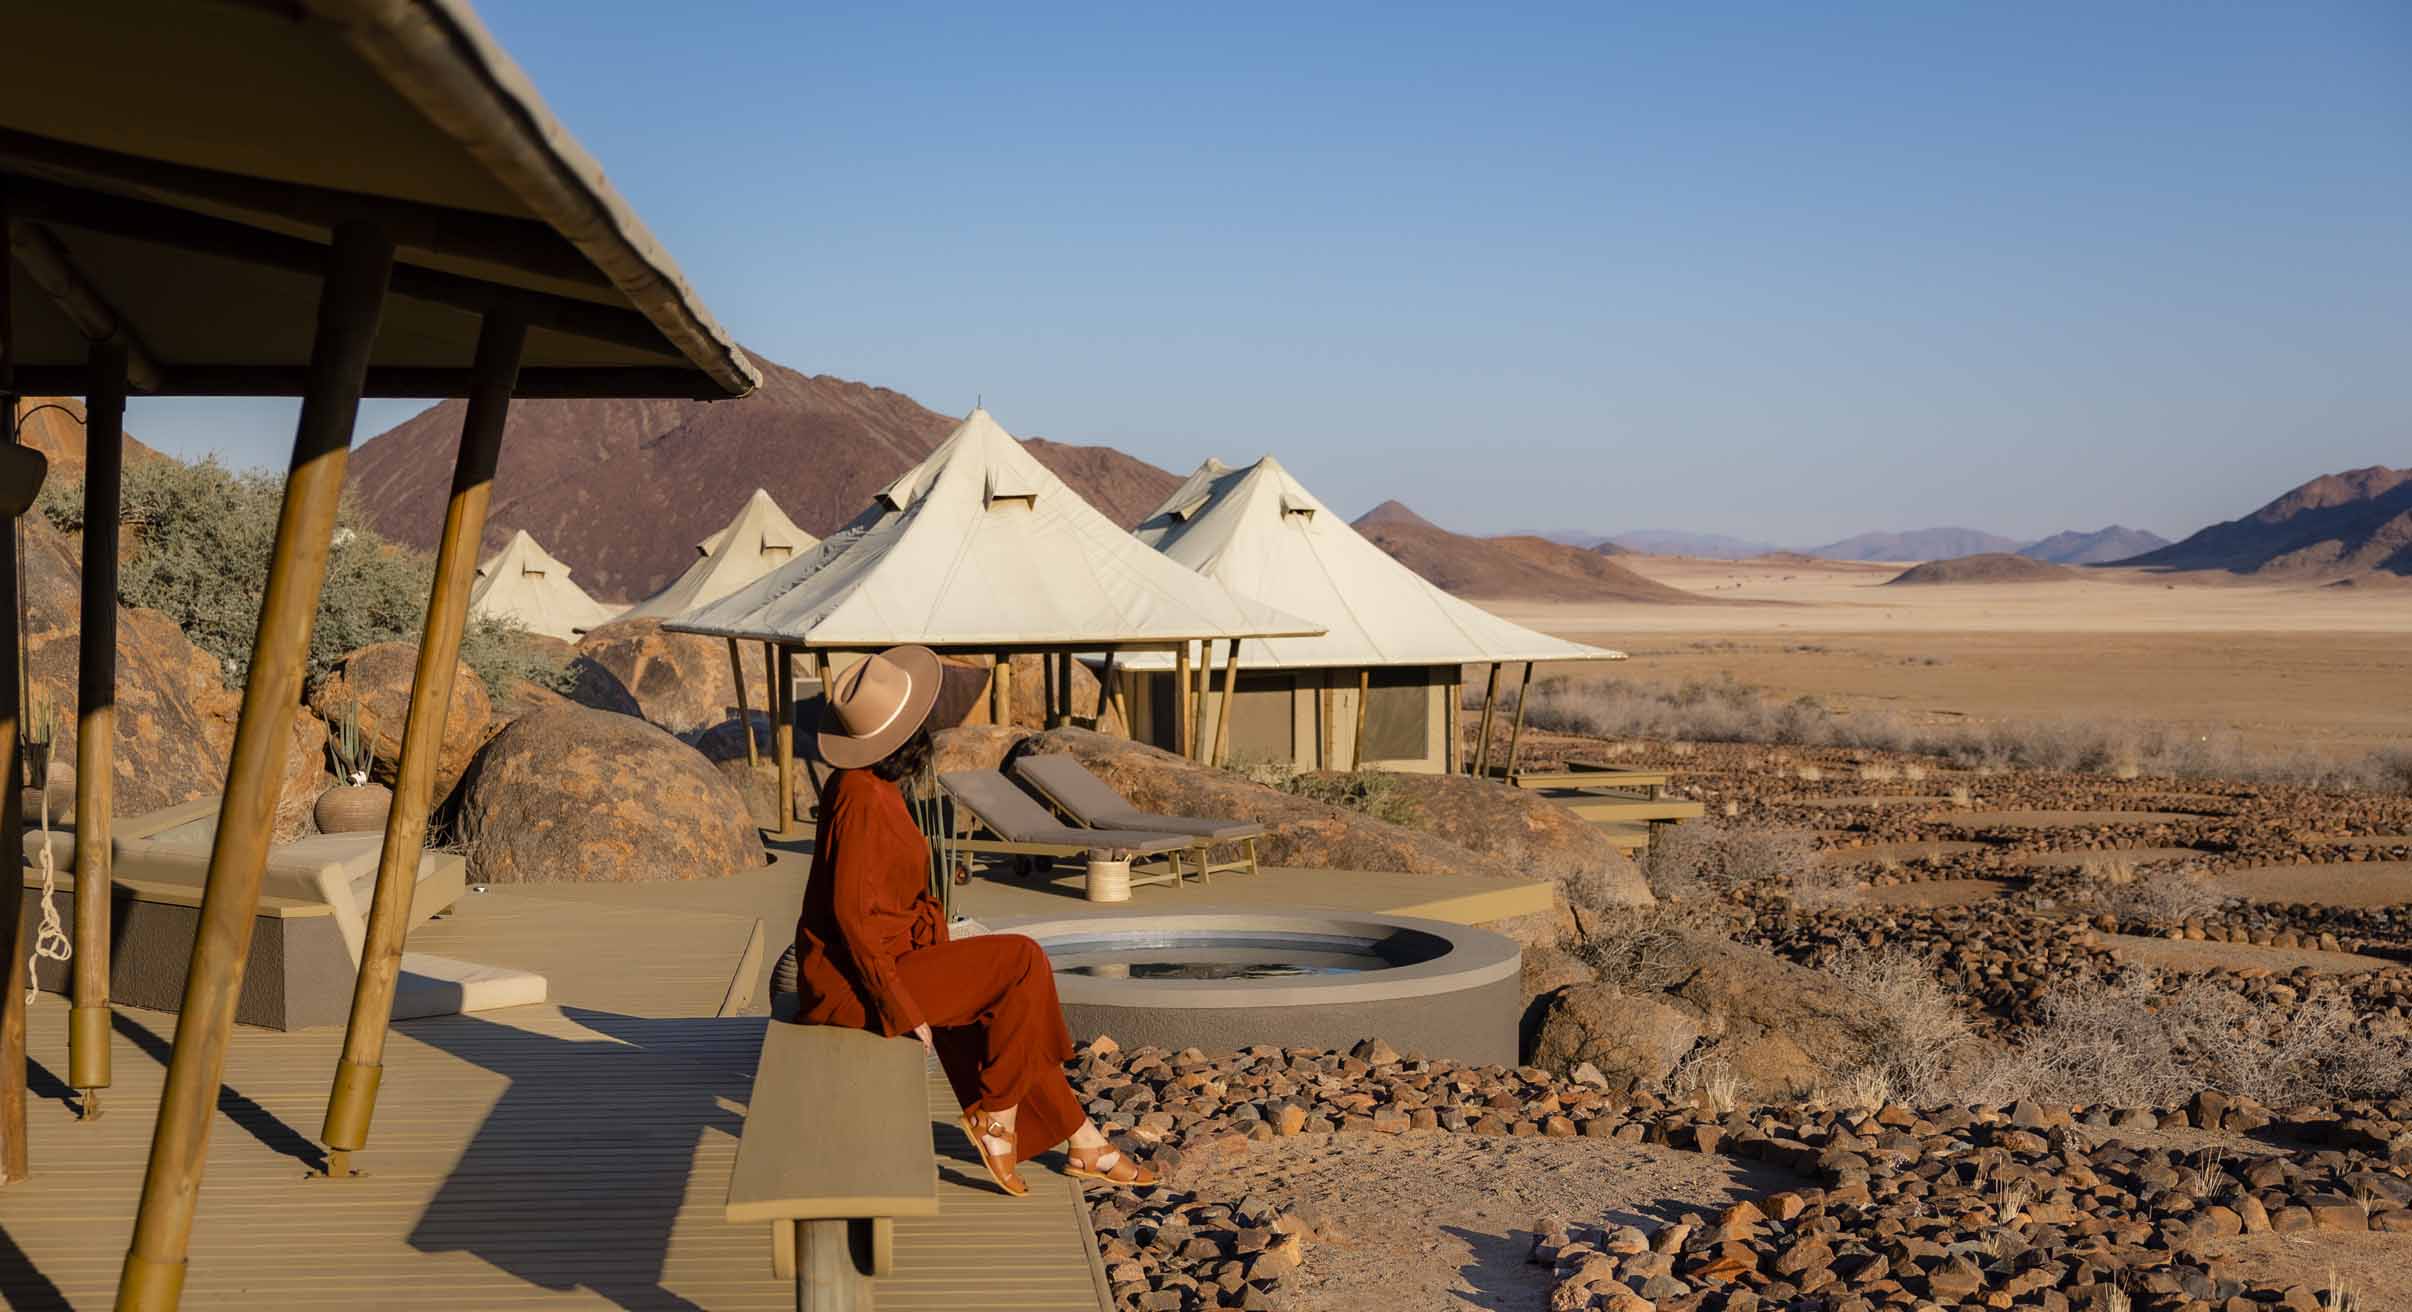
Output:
452,705,764,883
567,617,767,736
308,641,494,797
1531,982,1705,1092
19,519,233,817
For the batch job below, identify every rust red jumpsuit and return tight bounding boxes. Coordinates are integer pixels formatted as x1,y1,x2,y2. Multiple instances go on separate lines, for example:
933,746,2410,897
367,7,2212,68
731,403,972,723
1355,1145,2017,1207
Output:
791,768,1085,1154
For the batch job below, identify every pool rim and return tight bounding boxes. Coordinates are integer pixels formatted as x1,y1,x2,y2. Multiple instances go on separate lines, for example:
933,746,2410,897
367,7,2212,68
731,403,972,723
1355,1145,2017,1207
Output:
991,911,1521,1009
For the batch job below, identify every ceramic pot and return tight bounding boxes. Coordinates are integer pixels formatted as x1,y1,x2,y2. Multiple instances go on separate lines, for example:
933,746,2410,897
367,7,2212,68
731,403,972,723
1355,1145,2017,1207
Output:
314,783,393,834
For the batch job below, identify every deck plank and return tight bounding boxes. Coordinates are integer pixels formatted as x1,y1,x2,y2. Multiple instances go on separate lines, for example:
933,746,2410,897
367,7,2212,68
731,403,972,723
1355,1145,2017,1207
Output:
0,998,1106,1310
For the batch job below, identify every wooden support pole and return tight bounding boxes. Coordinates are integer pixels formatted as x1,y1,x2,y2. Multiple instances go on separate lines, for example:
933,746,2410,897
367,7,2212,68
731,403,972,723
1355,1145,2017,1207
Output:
1353,669,1370,771
118,222,394,1310
1174,643,1192,756
728,638,759,771
1093,652,1120,733
774,646,797,838
1318,671,1336,770
760,639,777,744
808,649,833,809
993,653,1014,730
71,339,129,1115
1504,662,1536,780
1474,662,1503,778
0,232,28,1184
321,310,523,1173
1041,648,1058,728
1212,640,1241,769
1189,641,1214,762
1446,670,1464,775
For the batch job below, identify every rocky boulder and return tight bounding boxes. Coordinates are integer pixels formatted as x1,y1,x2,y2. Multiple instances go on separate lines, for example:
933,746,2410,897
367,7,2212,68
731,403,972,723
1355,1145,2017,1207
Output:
1529,982,1706,1092
19,519,234,817
308,641,494,798
566,617,768,736
452,705,764,883
1287,768,1650,904
1530,937,1886,1098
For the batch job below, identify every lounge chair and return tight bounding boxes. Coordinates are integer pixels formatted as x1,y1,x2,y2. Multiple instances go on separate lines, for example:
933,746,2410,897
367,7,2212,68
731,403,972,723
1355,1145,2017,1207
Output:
934,770,1195,889
1010,755,1264,881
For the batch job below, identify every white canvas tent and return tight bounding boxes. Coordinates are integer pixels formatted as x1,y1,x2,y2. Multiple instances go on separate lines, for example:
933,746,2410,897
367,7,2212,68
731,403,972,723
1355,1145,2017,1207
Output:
671,410,1320,654
469,530,619,641
621,488,818,622
1122,456,1624,774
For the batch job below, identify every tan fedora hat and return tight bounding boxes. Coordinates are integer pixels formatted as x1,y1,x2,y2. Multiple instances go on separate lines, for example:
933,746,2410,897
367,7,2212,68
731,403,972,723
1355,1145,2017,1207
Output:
817,645,943,770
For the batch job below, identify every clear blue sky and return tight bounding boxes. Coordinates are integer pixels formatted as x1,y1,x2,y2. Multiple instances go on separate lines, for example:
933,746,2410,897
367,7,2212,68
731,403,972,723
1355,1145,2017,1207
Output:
124,1,2412,544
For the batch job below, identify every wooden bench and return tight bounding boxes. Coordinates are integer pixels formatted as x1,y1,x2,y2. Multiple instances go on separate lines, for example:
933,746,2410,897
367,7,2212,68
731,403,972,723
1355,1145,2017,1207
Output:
726,1015,939,1309
1563,797,1706,825
1506,761,1674,796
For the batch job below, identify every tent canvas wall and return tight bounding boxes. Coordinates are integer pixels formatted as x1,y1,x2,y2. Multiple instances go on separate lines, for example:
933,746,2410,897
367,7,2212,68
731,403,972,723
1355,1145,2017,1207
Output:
1120,456,1623,773
621,487,817,622
469,529,618,640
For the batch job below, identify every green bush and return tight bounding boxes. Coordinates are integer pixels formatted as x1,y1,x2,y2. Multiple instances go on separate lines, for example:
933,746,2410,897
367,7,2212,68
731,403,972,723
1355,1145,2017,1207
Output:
40,454,566,696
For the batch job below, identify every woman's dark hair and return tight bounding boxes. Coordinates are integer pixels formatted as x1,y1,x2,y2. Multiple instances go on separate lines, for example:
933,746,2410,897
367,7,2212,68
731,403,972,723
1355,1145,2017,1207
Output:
870,725,934,783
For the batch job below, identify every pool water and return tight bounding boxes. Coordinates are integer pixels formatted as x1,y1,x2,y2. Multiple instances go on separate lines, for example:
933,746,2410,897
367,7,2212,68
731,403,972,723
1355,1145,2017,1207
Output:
1046,932,1404,982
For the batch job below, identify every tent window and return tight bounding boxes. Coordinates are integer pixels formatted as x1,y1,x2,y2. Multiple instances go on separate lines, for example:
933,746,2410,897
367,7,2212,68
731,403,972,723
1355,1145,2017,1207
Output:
762,543,793,560
1361,667,1430,762
1223,673,1294,768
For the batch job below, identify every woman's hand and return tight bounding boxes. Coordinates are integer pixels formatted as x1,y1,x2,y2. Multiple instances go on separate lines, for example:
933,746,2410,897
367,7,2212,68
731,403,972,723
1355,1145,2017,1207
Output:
912,1022,935,1055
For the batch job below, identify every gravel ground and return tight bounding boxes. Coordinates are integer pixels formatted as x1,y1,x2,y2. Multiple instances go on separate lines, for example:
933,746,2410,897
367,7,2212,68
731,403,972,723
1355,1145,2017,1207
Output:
1176,1133,1797,1311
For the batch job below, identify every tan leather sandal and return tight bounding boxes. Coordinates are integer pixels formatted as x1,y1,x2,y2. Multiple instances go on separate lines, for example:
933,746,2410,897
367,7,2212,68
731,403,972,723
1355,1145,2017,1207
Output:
1063,1141,1159,1187
961,1110,1027,1197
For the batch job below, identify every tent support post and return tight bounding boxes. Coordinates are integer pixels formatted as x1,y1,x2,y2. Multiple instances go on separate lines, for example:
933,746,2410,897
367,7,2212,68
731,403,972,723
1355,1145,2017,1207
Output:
1174,643,1192,758
1212,641,1240,769
1503,661,1536,780
70,340,129,1118
0,234,28,1184
727,638,758,770
1474,662,1502,777
1352,670,1370,772
1040,649,1055,727
1189,641,1214,762
1445,669,1463,775
774,646,796,839
1318,671,1335,771
759,640,776,747
1092,652,1119,733
117,221,393,1311
807,649,833,808
322,309,523,1176
993,653,1013,730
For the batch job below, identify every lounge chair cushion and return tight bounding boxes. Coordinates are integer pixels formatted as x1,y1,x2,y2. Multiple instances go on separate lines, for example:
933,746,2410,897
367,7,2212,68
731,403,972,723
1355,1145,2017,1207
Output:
1012,755,1265,842
935,770,1193,855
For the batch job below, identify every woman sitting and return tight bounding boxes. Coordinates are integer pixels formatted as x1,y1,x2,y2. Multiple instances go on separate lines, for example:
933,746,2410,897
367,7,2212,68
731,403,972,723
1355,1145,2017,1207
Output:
787,645,1156,1195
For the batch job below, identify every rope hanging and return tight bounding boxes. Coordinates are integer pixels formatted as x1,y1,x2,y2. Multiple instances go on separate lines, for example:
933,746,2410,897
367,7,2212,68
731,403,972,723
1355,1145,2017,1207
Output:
27,771,68,1005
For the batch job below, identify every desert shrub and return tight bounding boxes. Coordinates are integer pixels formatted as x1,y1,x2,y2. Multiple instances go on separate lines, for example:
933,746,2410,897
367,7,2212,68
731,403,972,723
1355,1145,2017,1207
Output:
42,454,561,696
1569,902,1728,994
1819,948,1988,1107
458,614,574,698
1646,820,1818,897
2077,859,2228,928
1787,860,1860,910
1273,768,1422,827
1559,863,1632,915
2013,971,2412,1107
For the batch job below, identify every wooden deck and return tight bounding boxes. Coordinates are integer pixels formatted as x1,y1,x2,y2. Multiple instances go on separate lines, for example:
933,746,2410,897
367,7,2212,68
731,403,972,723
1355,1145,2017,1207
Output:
0,996,1108,1310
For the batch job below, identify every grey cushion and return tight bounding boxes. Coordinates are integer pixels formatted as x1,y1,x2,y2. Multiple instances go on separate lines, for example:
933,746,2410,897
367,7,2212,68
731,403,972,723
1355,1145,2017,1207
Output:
1012,755,1264,843
935,770,1193,855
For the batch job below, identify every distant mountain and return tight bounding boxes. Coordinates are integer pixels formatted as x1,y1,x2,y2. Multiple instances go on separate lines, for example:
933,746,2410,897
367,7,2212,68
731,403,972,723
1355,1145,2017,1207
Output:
13,396,165,476
1886,553,2076,586
2018,525,2169,566
1347,505,1705,604
2125,465,2412,576
1514,528,1614,549
1809,526,2023,563
1355,499,1440,531
347,353,1180,599
1604,529,1787,559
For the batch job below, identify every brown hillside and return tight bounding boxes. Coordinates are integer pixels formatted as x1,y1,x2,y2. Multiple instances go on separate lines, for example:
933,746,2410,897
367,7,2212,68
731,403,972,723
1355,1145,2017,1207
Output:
2129,464,2412,576
13,396,165,477
1351,511,1706,605
1885,553,2075,585
347,356,1179,600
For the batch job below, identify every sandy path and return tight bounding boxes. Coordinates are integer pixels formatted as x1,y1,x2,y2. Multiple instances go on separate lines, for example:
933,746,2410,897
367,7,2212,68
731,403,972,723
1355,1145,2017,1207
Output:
2103,934,2396,976
1862,879,2012,907
1181,1134,1797,1311
2212,862,2412,909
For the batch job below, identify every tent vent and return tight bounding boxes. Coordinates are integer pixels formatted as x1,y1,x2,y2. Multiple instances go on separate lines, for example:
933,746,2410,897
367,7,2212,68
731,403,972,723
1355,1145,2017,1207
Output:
985,469,1039,510
1280,493,1316,521
1169,493,1212,522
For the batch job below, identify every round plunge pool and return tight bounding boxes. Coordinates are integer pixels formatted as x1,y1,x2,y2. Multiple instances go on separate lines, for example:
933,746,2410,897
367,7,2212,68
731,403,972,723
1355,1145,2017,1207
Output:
1004,912,1522,1068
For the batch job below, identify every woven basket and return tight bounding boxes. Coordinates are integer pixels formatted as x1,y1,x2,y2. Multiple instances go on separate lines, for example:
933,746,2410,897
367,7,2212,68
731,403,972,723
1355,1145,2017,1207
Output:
1085,856,1132,904
314,783,393,834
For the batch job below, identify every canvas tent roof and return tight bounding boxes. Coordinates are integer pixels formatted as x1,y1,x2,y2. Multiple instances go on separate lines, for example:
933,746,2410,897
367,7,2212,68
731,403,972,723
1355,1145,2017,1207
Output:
622,489,819,623
669,409,1324,649
1,0,756,399
1120,456,1625,671
470,529,617,641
